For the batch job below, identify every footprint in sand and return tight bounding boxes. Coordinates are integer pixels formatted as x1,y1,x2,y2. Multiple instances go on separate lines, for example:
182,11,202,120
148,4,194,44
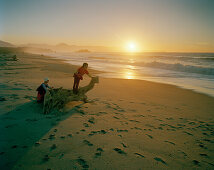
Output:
35,142,41,146
43,155,50,162
183,131,193,136
0,97,6,101
100,130,107,134
93,111,107,116
166,117,174,120
48,134,55,140
77,109,85,115
83,123,89,127
50,144,57,150
88,131,97,136
118,109,125,112
76,157,89,169
158,127,163,130
113,116,120,119
177,123,185,127
193,160,200,166
89,130,107,136
22,145,28,148
108,104,125,112
164,141,175,145
83,140,93,146
199,153,208,157
129,120,140,123
121,143,127,148
203,139,214,143
155,119,163,122
202,132,209,136
146,134,153,139
117,129,128,132
188,121,196,125
114,112,124,116
134,114,145,117
67,134,73,137
168,125,177,129
178,150,187,157
134,153,145,158
145,124,155,128
94,152,101,157
94,148,104,158
58,153,64,159
154,157,167,165
133,127,142,130
88,117,95,124
199,144,208,149
97,148,104,152
11,145,18,149
113,148,127,155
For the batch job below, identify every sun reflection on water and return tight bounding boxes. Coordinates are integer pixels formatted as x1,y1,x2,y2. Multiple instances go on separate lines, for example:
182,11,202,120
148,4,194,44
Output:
124,69,135,79
129,58,135,64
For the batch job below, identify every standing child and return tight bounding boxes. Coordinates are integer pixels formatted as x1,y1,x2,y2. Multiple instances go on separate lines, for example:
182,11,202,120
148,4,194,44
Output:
36,78,52,103
73,63,92,94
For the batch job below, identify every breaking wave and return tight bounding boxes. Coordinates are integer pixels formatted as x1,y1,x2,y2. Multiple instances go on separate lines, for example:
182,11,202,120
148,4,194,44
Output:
137,61,214,76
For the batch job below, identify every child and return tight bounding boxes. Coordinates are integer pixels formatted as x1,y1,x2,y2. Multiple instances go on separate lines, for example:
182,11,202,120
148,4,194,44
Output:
73,63,92,94
36,78,51,103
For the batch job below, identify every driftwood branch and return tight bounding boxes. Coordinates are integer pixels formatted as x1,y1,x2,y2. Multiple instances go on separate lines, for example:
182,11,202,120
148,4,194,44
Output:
43,76,99,114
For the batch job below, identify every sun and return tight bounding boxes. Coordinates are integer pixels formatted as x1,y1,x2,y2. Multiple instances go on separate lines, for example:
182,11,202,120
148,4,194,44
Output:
126,42,138,52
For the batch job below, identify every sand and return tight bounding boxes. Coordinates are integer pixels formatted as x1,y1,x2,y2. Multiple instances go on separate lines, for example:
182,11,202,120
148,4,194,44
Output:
0,47,214,170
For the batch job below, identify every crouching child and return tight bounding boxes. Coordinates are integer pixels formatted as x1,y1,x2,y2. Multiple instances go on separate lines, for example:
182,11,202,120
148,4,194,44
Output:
36,78,52,103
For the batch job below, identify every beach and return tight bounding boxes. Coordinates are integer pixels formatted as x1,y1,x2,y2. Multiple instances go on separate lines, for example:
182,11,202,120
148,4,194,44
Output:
0,48,214,170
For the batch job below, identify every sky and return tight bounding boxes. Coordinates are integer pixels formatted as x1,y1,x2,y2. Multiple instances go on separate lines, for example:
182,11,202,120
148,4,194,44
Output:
0,0,214,52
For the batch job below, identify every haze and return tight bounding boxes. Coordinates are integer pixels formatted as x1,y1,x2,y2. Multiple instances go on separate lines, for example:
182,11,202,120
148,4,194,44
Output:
1,0,214,52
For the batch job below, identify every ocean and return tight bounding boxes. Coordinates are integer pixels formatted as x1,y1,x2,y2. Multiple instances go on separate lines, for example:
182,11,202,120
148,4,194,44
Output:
47,52,214,97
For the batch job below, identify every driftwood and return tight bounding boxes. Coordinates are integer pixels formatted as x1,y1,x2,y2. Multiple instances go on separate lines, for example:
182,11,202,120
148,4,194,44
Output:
43,76,99,114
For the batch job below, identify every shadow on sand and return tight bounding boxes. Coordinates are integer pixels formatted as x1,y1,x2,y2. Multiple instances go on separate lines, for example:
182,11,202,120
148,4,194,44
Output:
0,100,83,170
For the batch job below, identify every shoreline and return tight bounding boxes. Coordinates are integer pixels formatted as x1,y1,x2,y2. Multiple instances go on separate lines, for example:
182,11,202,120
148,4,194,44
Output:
0,48,214,169
44,51,214,98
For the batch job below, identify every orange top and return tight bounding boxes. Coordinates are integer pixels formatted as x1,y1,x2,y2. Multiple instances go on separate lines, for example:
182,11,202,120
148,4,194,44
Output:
73,66,89,80
78,66,89,76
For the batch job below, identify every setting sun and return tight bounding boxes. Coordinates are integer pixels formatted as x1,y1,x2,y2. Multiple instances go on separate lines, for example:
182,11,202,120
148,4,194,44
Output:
126,42,139,52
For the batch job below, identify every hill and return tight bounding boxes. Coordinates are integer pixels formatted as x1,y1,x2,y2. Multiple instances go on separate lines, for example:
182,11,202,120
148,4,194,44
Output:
0,40,14,47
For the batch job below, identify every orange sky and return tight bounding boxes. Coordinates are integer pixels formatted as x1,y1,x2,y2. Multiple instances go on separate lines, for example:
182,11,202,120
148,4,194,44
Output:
1,0,214,52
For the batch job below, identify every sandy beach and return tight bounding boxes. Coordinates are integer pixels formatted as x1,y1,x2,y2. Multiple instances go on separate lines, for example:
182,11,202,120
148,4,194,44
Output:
0,47,214,170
